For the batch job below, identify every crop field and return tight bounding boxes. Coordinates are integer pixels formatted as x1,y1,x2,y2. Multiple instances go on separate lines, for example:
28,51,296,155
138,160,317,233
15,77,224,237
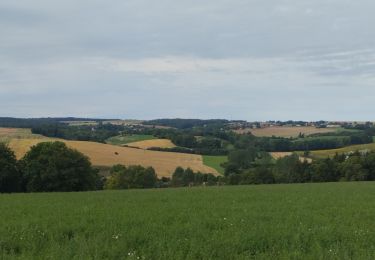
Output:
106,135,156,146
126,139,176,149
236,126,341,138
202,155,227,174
307,142,375,159
8,139,218,177
2,182,375,259
0,128,44,143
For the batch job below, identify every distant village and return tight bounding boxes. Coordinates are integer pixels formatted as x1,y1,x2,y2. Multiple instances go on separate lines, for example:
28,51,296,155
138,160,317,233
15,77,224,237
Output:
227,120,375,130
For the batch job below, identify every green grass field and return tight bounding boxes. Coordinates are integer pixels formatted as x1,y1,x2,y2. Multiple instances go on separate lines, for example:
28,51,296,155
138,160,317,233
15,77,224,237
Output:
202,155,227,174
2,183,375,259
106,134,156,146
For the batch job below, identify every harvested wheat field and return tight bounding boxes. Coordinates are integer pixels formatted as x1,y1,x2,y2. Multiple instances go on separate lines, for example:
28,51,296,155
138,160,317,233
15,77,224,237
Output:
236,126,340,138
8,139,218,177
126,139,176,149
0,128,45,142
0,128,19,136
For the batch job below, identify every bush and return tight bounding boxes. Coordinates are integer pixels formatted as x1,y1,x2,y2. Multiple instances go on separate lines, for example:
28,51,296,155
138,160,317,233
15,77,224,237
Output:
20,142,98,192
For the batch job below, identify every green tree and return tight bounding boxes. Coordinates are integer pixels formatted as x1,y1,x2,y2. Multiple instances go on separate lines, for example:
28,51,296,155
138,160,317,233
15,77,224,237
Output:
0,143,22,193
105,164,157,189
20,141,98,192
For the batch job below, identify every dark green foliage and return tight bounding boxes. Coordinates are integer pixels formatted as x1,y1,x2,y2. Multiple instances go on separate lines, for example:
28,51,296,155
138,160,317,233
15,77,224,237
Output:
105,165,157,189
20,142,98,192
171,167,217,187
227,148,258,170
32,123,123,143
0,117,109,128
225,151,375,185
0,143,22,193
273,155,310,183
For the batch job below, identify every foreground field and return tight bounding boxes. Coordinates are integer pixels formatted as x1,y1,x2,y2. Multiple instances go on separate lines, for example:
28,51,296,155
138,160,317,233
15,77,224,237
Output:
8,139,218,177
2,183,375,259
236,126,340,138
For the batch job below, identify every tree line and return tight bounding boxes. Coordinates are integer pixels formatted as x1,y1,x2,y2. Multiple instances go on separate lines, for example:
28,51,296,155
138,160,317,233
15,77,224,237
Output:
2,141,375,193
223,150,375,185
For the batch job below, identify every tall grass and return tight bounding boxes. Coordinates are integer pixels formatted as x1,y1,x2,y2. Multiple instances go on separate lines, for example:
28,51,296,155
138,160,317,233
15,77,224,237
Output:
2,183,375,259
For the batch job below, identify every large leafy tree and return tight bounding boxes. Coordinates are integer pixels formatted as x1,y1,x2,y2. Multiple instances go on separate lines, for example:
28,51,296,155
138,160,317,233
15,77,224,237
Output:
20,141,98,192
0,143,22,193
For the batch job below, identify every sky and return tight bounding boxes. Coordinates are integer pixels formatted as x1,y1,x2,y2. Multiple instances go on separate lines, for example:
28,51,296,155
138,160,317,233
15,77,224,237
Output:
1,0,375,121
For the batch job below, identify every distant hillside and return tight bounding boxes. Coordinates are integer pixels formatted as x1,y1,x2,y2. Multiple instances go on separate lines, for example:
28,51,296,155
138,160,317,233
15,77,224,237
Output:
143,118,229,129
0,117,118,128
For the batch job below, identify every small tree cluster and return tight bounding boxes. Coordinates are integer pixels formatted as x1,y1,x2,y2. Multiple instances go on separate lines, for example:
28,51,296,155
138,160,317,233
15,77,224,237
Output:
171,167,218,187
105,164,157,189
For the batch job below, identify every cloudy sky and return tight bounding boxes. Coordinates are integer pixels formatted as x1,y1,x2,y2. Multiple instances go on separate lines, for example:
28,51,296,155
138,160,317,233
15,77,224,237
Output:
1,0,375,121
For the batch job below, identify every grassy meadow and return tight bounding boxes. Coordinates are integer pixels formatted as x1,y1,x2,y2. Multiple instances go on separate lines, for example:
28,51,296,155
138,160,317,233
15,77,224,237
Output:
2,183,375,259
202,155,227,174
106,135,156,146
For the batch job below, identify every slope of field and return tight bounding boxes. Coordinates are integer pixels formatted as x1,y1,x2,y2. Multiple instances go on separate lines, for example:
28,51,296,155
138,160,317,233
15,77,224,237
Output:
308,142,375,158
236,126,341,138
126,139,176,149
0,127,45,143
2,182,375,259
202,155,227,175
106,134,156,146
8,139,218,177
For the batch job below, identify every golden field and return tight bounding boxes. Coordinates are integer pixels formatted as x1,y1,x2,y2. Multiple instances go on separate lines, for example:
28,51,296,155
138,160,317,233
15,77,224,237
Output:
8,138,218,177
126,139,176,149
236,126,340,138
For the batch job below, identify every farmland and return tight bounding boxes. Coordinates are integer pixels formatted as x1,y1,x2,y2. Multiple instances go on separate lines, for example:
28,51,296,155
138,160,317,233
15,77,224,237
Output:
2,182,375,259
8,138,218,177
0,128,44,143
126,139,176,149
236,126,341,138
106,134,156,146
306,142,375,159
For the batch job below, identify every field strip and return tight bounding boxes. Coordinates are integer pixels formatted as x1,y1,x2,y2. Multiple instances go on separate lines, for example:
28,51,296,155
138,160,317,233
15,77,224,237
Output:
126,139,176,149
8,138,218,177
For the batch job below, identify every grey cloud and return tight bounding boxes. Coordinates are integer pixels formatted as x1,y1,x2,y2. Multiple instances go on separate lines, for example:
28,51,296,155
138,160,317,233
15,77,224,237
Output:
0,0,375,120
